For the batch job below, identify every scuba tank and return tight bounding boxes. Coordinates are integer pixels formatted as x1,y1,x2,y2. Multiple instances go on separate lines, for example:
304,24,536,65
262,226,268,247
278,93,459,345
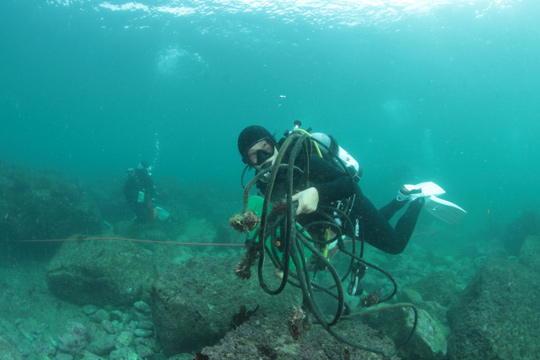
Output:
310,132,362,183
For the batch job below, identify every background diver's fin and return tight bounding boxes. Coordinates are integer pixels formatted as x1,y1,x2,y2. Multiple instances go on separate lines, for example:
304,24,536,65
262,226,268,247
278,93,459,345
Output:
155,206,170,221
423,195,467,224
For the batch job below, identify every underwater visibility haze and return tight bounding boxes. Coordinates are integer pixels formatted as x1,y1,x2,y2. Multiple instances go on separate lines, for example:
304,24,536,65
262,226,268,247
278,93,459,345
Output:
1,0,540,359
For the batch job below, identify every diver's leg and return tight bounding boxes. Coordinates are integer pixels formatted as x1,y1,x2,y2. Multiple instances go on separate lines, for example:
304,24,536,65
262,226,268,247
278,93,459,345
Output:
378,199,406,221
379,186,423,220
353,196,424,254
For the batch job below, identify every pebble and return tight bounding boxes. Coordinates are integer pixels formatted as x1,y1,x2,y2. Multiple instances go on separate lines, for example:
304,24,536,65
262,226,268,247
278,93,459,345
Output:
101,320,116,334
110,348,142,360
55,353,74,360
137,320,154,330
82,305,99,316
85,335,116,356
79,350,106,360
116,331,134,349
133,329,153,338
133,301,151,314
92,309,110,323
136,343,154,359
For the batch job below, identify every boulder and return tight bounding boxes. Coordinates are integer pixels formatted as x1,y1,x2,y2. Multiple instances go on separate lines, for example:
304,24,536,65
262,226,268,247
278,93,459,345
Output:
151,256,302,355
409,270,459,307
201,310,399,360
447,255,540,359
46,239,156,306
365,305,447,360
0,334,23,360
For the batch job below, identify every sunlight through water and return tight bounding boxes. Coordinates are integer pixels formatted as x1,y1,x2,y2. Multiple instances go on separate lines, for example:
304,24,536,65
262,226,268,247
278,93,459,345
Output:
46,0,519,27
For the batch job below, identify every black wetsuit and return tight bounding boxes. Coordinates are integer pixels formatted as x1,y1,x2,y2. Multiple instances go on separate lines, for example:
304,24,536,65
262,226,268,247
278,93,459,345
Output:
123,168,156,223
257,153,423,255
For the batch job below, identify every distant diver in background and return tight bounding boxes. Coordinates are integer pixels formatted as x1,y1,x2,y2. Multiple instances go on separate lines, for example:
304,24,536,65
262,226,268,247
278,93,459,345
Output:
123,161,158,223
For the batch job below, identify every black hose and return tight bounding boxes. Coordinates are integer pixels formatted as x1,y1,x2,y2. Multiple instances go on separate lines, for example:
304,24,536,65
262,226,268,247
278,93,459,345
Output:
240,131,418,356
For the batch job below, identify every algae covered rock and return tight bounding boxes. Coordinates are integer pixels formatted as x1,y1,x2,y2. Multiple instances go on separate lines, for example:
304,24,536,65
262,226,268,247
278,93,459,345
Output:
46,239,156,306
0,161,102,243
151,256,301,356
0,334,23,360
447,256,540,360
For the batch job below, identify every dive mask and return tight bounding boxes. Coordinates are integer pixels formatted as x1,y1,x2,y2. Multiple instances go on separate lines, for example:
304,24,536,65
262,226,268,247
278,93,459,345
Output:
253,148,274,166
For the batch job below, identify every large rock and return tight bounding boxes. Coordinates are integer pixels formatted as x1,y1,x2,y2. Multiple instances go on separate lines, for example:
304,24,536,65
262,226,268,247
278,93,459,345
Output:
447,253,540,360
0,334,22,360
46,239,156,306
365,305,447,360
151,256,302,356
0,162,102,243
201,309,399,360
409,270,458,307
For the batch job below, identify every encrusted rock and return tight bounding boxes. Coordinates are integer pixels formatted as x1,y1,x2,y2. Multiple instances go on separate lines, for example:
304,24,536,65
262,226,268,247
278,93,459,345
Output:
79,350,106,360
447,255,540,359
133,301,151,314
0,334,23,360
115,331,134,349
109,348,142,360
133,329,153,338
152,256,301,355
85,335,116,356
46,240,156,306
409,271,459,307
366,305,447,360
101,320,115,334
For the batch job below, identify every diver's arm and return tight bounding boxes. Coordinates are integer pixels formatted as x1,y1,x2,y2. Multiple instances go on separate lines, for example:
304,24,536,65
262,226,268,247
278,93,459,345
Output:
293,156,355,215
310,155,355,202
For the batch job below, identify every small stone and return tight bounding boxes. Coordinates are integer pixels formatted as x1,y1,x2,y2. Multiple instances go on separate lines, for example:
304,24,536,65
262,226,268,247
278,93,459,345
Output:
116,331,134,349
136,343,154,359
135,336,157,351
101,320,116,334
79,350,106,360
110,348,142,360
82,305,99,316
91,309,110,323
55,353,74,360
109,310,129,323
133,311,150,321
134,329,153,338
86,335,116,356
137,320,154,330
133,301,151,314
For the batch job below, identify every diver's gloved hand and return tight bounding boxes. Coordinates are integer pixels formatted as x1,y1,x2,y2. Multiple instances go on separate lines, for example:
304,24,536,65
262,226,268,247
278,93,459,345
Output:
396,187,423,202
292,187,319,215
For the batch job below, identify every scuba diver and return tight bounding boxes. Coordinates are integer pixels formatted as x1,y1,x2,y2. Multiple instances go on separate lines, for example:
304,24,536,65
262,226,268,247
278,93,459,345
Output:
238,124,426,257
233,123,466,356
123,161,158,223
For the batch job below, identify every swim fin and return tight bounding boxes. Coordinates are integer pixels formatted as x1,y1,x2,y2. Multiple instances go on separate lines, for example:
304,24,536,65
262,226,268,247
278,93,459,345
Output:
423,196,467,224
155,206,170,221
404,182,466,224
404,181,445,198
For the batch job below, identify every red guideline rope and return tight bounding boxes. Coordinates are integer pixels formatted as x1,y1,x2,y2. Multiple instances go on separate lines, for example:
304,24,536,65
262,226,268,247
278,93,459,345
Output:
19,237,245,247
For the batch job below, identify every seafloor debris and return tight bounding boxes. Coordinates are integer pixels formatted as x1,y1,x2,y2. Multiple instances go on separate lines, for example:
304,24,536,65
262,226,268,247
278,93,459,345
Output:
288,305,309,341
230,305,260,329
234,242,259,279
361,288,382,307
229,210,261,233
